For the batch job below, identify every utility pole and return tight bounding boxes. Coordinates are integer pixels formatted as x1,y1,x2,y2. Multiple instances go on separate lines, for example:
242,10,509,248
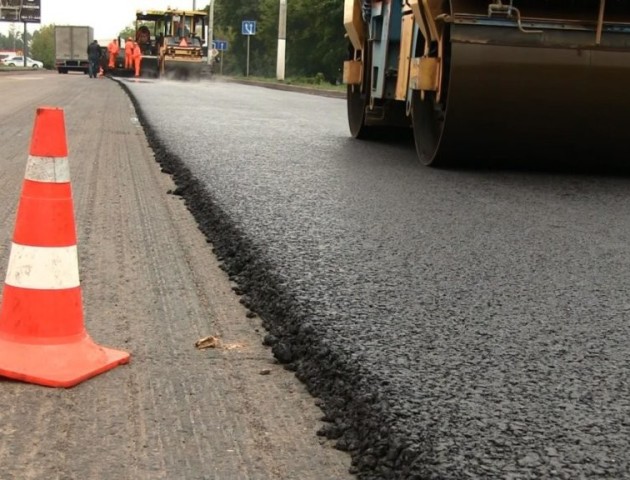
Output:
23,22,27,67
208,0,215,65
276,0,287,80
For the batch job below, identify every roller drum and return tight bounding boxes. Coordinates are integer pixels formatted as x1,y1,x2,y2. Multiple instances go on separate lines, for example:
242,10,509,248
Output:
429,24,630,164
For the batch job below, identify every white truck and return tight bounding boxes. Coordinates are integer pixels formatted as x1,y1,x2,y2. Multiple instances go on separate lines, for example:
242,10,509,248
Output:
54,26,94,74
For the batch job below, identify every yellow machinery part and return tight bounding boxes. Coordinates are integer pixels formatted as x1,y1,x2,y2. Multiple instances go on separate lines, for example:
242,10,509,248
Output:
395,8,415,101
344,0,365,52
343,59,362,85
409,57,439,92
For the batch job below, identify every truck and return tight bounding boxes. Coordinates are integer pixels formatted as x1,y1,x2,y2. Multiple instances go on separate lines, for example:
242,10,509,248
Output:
343,1,630,166
54,26,94,74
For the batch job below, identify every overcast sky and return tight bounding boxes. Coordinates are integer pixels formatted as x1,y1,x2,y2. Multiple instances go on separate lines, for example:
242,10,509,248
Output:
1,0,202,40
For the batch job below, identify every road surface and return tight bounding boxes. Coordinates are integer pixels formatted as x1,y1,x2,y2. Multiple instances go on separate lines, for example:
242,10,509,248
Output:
121,76,630,479
0,71,352,480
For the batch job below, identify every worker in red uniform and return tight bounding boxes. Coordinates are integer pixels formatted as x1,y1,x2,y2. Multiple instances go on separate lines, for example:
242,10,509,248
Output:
133,41,142,77
124,37,134,70
107,38,119,69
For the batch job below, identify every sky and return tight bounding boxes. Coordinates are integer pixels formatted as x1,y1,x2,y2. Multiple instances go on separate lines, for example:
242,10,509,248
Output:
1,0,202,40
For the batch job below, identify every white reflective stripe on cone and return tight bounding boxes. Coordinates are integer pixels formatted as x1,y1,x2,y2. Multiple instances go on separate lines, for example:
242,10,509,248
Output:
24,156,70,183
5,244,80,289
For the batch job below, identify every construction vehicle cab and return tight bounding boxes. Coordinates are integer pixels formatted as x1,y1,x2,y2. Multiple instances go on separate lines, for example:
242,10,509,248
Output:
135,9,207,79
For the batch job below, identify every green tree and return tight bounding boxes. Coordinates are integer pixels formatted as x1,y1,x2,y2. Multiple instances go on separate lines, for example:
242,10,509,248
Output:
0,24,26,52
285,0,345,82
207,0,345,82
118,24,137,41
212,0,265,76
30,24,55,68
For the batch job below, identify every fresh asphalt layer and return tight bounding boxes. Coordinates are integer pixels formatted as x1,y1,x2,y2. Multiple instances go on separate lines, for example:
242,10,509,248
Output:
119,77,630,479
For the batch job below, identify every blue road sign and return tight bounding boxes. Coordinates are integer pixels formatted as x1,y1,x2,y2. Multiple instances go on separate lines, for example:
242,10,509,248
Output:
242,20,257,36
213,40,229,51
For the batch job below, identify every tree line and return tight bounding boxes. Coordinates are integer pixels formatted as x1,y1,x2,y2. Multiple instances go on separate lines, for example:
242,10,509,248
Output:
0,27,26,52
2,0,347,82
212,0,346,83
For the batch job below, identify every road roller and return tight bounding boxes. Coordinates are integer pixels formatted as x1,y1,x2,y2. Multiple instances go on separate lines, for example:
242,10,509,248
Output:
343,1,630,166
134,9,208,80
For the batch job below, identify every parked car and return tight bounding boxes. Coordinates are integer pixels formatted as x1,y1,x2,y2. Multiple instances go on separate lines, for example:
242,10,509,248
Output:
0,51,18,63
1,56,44,68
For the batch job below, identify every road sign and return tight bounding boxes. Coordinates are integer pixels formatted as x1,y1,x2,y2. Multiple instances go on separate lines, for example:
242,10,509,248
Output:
213,40,228,51
241,20,256,36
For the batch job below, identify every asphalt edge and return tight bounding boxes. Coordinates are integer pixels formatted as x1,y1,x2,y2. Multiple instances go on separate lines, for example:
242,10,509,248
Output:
113,77,414,480
0,68,51,75
220,76,346,99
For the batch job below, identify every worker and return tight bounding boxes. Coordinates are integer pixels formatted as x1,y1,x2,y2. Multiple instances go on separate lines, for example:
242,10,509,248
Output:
107,38,119,69
86,39,101,78
136,26,151,45
173,21,190,38
133,41,142,77
124,37,134,70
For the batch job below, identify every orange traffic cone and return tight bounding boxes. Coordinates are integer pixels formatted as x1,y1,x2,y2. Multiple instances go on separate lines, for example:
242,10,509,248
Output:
0,107,130,388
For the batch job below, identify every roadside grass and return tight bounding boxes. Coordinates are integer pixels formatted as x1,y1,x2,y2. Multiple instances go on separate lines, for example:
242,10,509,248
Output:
229,74,345,93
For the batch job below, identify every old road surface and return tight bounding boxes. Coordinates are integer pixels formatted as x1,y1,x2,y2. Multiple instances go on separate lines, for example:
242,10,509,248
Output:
0,72,352,480
1,71,630,480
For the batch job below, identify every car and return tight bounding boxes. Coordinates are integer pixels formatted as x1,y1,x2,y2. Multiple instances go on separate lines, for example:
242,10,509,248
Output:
1,56,44,68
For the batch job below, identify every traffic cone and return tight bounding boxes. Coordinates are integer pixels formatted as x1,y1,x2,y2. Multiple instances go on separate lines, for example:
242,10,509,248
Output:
0,107,130,388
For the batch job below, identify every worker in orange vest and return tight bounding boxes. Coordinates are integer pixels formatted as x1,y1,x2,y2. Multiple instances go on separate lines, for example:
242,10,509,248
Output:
107,38,119,69
124,38,134,70
133,42,142,77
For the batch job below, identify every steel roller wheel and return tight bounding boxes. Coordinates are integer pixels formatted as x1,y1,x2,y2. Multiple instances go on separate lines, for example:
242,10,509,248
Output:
347,84,370,139
411,21,453,167
347,43,372,139
411,91,447,166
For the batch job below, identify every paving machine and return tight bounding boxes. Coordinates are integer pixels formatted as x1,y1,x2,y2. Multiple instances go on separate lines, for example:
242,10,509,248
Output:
135,8,208,79
344,1,630,166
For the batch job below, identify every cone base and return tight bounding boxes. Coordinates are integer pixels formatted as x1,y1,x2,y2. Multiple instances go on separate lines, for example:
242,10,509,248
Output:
0,335,130,388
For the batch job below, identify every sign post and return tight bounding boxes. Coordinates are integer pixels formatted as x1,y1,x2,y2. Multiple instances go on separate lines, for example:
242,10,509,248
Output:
276,0,287,81
207,0,214,66
241,20,256,77
0,1,41,67
22,20,26,66
213,40,228,75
